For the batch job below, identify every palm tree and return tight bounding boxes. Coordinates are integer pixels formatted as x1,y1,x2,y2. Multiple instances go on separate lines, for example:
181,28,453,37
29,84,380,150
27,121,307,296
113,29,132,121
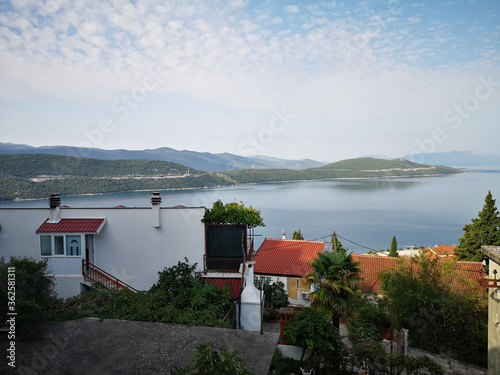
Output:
304,249,362,330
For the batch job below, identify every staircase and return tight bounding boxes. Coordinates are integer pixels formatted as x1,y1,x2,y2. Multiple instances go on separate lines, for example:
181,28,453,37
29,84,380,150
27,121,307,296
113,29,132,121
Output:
82,259,138,293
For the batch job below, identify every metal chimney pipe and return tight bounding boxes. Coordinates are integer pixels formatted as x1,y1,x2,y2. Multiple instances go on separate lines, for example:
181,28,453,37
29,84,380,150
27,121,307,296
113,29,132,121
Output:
151,192,161,228
48,194,61,223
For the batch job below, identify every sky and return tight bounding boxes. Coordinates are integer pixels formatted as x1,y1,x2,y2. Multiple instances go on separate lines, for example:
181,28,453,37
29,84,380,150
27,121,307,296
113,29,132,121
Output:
0,0,499,163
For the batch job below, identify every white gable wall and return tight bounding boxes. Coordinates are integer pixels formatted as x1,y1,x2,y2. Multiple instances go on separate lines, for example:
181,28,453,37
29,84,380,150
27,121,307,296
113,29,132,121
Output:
0,204,206,298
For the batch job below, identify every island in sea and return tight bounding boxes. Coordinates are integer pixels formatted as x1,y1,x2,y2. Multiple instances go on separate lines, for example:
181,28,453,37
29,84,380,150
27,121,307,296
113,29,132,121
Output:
0,153,462,201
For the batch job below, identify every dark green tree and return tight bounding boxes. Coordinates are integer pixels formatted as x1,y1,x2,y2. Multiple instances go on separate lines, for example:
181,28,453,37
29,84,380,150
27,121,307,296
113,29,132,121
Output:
304,250,362,330
389,236,398,257
292,229,304,240
283,308,344,373
455,191,500,262
0,256,57,340
331,233,347,253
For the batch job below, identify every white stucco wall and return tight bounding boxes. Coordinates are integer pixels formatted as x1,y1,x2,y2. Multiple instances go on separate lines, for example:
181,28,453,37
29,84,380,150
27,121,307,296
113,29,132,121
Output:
0,202,206,297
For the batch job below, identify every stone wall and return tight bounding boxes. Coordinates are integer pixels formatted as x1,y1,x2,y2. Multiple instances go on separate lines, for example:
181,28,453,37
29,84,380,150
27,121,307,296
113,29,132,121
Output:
408,347,487,375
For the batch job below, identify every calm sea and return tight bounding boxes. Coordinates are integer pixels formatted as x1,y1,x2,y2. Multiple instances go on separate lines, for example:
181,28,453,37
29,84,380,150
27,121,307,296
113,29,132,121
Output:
2,171,499,253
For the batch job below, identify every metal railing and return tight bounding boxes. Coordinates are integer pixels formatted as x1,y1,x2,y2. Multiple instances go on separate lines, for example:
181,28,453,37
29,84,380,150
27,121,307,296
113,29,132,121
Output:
203,254,244,272
82,259,138,293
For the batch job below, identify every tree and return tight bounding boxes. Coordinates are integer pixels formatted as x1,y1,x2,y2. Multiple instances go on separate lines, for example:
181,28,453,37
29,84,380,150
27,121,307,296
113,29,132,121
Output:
201,199,264,227
283,308,343,373
0,256,57,340
263,281,289,310
379,255,487,367
331,232,347,253
389,236,399,257
304,250,362,330
292,229,304,240
455,191,500,262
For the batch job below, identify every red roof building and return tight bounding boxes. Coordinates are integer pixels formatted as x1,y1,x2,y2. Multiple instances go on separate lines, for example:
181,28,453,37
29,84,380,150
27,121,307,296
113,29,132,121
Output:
352,254,483,294
253,238,325,277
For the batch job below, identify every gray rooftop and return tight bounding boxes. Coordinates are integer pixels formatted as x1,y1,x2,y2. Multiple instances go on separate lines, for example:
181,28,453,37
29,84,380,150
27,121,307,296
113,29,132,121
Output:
8,318,280,375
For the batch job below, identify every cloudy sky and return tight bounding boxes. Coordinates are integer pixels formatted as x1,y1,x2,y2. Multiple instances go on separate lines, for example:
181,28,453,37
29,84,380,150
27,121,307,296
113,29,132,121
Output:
0,0,499,162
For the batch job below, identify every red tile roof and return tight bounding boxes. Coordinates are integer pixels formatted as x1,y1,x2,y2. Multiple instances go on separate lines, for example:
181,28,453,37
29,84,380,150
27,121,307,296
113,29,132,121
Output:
422,244,456,259
253,238,324,277
351,254,483,294
36,218,106,233
202,278,242,299
351,254,399,293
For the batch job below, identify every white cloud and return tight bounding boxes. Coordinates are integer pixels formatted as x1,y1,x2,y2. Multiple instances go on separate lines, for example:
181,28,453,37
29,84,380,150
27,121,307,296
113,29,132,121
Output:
283,5,300,14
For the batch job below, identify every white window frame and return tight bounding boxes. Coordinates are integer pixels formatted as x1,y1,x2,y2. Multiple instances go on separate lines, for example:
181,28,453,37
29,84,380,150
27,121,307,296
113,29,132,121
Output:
39,234,83,258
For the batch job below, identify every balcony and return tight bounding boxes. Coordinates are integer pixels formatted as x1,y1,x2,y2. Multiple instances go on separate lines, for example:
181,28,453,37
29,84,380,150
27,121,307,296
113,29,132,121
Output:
204,254,244,273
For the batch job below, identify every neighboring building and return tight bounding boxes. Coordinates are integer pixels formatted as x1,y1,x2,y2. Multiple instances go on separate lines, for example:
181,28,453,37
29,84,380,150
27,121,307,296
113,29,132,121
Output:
481,245,500,375
352,254,483,294
0,193,229,299
370,244,456,259
253,238,326,305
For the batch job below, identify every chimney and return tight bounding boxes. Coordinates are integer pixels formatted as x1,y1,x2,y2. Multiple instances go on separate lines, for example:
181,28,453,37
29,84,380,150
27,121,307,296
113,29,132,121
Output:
151,192,162,228
48,194,61,223
282,229,286,239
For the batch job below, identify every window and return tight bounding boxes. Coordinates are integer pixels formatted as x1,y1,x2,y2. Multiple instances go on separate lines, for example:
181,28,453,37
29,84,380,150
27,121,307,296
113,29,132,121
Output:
40,236,52,256
54,236,64,255
39,234,82,257
66,235,81,256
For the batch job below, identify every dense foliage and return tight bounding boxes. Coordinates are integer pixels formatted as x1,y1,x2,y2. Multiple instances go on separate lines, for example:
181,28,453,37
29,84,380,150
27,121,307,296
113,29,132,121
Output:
262,281,289,310
292,229,304,240
170,340,253,375
283,308,344,373
0,256,57,340
379,256,487,367
202,199,264,227
455,190,500,262
56,260,235,328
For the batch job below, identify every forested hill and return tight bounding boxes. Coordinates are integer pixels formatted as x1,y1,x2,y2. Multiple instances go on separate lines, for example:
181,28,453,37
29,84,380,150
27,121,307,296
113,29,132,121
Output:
0,154,462,201
222,157,462,184
0,154,231,201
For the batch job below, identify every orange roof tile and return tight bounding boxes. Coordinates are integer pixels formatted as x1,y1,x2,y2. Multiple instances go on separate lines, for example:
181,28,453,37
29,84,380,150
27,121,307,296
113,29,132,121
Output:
253,238,324,277
351,254,399,293
352,254,483,294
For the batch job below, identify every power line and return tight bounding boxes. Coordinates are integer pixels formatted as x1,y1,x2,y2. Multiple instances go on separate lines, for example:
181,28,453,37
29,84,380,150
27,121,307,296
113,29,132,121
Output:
336,234,379,252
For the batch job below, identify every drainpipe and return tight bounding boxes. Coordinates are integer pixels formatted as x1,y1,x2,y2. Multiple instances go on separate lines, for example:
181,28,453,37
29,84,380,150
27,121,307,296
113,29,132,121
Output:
48,194,61,223
151,192,161,228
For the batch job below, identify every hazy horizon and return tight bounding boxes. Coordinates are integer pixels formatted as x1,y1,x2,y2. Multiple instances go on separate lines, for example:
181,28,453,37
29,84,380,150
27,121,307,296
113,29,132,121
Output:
1,1,499,161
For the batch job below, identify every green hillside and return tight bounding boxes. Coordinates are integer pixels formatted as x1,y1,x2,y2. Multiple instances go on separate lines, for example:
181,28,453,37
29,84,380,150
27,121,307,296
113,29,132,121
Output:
0,154,231,201
0,154,462,201
222,157,461,184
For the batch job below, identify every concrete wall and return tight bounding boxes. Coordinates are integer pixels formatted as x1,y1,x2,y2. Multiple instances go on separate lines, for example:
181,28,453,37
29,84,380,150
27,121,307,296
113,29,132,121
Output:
0,200,206,297
408,347,486,375
487,257,500,375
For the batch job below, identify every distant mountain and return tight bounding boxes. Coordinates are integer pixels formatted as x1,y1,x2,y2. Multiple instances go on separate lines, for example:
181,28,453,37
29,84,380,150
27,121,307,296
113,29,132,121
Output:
0,143,325,172
400,151,500,169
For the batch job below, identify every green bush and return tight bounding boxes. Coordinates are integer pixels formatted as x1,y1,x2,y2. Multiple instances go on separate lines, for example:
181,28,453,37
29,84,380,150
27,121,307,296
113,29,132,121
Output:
171,340,253,374
0,256,57,340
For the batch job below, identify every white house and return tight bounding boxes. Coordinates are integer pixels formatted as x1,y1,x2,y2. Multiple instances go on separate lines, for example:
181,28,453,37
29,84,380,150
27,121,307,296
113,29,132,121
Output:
0,193,207,299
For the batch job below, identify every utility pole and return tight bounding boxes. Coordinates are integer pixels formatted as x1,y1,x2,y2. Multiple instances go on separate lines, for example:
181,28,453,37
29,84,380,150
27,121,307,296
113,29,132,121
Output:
333,230,337,253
